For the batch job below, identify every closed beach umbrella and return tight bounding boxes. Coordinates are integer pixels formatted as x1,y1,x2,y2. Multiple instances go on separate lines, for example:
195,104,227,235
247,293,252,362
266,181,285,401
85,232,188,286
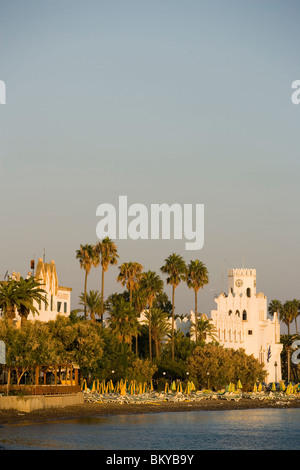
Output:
253,383,257,392
271,382,276,392
164,382,169,393
237,380,242,389
171,381,176,391
81,379,87,391
258,382,262,392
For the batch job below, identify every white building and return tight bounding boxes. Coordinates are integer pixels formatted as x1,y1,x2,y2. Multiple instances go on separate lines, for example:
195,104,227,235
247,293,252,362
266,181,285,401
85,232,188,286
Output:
210,268,282,383
2,258,72,323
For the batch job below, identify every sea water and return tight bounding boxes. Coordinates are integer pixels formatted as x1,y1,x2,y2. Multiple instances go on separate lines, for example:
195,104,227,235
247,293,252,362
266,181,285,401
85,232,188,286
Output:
0,409,300,450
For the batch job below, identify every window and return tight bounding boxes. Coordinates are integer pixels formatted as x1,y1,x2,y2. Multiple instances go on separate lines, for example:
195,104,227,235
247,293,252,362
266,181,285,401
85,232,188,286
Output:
50,295,53,311
228,310,232,316
57,302,62,313
64,302,67,313
248,330,253,335
242,310,247,321
236,310,240,317
246,288,251,297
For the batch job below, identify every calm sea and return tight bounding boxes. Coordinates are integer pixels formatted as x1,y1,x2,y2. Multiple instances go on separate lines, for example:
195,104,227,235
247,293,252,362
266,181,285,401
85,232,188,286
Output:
0,408,300,450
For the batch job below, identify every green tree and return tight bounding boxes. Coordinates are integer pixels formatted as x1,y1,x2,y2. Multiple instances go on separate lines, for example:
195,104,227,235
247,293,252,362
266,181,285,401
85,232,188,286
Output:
94,238,119,325
268,299,282,319
291,299,300,334
79,290,102,322
0,280,20,323
161,253,187,360
186,260,209,342
126,358,158,383
188,344,266,390
139,271,164,361
16,277,48,328
192,315,218,343
117,262,143,305
280,333,300,382
76,244,98,319
143,307,171,359
106,297,140,349
281,301,297,336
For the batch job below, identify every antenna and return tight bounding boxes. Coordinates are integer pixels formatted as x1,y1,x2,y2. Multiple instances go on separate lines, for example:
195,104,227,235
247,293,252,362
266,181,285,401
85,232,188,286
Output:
43,248,46,263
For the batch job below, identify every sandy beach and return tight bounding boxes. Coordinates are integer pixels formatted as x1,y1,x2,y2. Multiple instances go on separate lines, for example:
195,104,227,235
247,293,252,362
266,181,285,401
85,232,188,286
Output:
1,397,300,426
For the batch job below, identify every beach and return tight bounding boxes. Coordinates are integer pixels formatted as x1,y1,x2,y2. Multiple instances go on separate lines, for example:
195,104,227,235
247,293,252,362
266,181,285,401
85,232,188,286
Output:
1,397,300,426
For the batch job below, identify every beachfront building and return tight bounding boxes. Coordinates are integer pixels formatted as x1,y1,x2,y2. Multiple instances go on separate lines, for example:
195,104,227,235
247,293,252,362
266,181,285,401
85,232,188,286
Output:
210,268,282,383
1,258,72,324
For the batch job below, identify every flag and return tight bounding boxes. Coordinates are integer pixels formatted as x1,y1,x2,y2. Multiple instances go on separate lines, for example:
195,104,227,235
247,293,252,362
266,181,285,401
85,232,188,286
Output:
267,345,271,362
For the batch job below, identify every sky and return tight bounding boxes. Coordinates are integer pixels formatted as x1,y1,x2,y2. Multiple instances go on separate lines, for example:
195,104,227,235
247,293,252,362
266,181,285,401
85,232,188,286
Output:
0,0,299,332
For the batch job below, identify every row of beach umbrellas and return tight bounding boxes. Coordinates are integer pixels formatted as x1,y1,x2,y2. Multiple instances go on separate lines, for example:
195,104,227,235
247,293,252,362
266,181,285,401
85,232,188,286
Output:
81,378,197,395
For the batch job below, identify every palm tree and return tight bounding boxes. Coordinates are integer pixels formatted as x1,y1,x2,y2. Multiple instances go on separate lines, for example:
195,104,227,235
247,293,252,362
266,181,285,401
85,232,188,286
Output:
143,307,171,359
192,315,218,343
268,299,282,320
281,301,296,336
106,296,140,349
291,299,300,334
0,280,19,323
79,290,102,322
160,253,187,360
16,277,48,328
281,334,299,382
186,260,209,342
139,270,164,361
132,285,148,355
94,237,119,325
117,262,143,305
76,244,97,319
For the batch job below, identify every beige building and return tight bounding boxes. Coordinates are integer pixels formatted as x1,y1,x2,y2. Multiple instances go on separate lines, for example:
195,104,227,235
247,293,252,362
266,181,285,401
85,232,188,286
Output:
210,268,282,383
2,258,72,323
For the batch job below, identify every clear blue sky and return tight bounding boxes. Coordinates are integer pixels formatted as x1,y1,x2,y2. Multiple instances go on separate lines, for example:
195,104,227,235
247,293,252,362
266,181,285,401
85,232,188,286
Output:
0,0,299,331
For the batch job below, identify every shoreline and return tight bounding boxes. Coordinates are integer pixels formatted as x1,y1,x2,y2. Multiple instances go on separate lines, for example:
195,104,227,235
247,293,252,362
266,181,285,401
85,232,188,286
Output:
1,397,300,426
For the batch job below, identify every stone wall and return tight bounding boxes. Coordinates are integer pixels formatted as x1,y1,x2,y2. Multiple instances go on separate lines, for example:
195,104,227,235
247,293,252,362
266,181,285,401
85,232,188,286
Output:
0,392,84,412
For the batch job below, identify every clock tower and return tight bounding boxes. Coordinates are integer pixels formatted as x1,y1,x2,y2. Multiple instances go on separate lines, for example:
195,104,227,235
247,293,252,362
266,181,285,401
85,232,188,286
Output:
228,268,256,297
210,267,282,383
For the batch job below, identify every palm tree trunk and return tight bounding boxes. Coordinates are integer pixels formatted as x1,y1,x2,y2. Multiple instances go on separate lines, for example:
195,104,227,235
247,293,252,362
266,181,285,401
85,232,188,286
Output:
84,270,88,319
101,267,105,325
155,335,159,359
172,286,175,361
288,346,291,382
149,306,152,361
194,289,198,343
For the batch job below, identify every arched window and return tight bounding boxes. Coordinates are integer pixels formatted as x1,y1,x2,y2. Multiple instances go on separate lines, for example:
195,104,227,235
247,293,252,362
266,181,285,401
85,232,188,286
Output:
236,310,240,317
246,288,251,297
228,310,232,316
242,310,247,321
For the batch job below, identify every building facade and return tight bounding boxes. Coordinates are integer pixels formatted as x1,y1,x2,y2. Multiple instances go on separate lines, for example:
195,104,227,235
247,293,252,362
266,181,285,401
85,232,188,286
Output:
1,258,72,324
210,268,282,383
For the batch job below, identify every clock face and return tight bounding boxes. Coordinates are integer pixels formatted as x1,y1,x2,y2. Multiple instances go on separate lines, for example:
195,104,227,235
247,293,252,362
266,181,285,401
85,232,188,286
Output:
235,279,243,287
